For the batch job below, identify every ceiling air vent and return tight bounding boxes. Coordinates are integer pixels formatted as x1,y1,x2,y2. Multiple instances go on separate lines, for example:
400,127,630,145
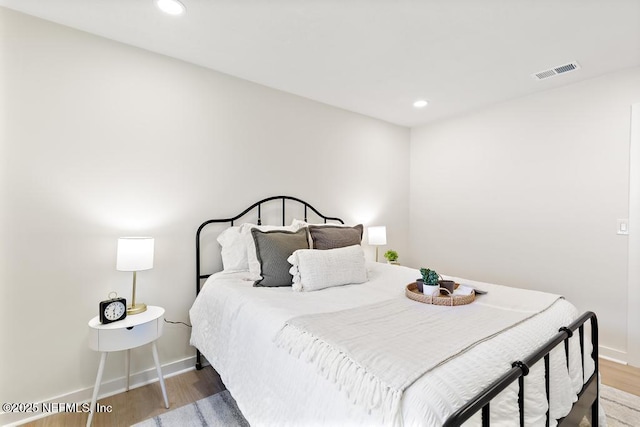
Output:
532,61,581,80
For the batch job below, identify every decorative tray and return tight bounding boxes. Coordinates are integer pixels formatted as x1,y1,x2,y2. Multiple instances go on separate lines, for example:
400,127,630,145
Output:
405,282,475,306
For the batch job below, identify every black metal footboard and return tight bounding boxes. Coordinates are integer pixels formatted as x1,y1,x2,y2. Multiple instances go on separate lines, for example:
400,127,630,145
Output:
443,311,599,427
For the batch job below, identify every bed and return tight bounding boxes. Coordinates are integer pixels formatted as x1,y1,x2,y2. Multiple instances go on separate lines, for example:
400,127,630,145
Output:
189,196,601,426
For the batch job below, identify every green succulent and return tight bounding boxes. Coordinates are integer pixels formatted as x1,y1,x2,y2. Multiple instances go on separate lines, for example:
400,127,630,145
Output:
419,268,440,285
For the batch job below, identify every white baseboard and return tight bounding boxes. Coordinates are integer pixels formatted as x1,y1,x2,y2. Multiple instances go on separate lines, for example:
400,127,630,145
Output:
1,355,197,427
599,345,627,365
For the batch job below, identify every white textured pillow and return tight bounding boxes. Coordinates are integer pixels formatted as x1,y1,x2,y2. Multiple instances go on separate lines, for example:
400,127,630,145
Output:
288,245,368,292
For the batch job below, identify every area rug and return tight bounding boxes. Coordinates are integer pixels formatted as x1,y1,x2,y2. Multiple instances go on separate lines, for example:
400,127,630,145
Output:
132,390,248,427
133,385,639,426
598,384,640,427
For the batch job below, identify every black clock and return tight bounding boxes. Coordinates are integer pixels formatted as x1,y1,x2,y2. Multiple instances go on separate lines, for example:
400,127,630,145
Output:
99,293,127,324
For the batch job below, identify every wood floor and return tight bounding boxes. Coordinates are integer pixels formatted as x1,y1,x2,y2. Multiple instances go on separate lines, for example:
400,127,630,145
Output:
21,366,225,427
21,359,640,427
600,358,640,396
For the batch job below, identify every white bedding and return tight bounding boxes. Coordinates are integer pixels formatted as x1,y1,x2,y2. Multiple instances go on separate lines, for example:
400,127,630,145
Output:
189,262,598,427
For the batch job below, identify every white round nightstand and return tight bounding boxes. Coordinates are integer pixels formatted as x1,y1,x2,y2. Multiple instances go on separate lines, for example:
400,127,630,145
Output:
86,306,169,426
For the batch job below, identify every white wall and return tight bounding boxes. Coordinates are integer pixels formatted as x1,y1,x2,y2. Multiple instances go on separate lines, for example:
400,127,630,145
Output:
0,7,410,408
409,67,640,361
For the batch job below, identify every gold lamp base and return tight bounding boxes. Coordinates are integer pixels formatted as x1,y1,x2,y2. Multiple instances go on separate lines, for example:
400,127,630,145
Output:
127,302,147,315
127,270,147,315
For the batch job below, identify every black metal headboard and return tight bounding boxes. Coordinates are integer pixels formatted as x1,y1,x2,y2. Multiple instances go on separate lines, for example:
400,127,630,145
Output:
195,195,344,296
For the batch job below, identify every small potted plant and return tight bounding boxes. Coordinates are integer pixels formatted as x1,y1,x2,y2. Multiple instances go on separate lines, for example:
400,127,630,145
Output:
383,250,399,265
417,268,440,296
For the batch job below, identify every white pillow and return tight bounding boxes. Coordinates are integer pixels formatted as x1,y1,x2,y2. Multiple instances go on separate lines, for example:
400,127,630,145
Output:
288,245,368,292
217,222,301,275
292,219,352,228
216,226,247,272
291,218,314,229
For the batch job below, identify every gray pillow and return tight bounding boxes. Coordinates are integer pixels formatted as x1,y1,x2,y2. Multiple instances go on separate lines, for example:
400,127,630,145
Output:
308,224,363,250
251,228,309,287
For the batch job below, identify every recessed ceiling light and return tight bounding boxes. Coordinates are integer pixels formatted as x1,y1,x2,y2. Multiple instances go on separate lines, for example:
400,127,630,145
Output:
156,0,186,15
413,100,429,108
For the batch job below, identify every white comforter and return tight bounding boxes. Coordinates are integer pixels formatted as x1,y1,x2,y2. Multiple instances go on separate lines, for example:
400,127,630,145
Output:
189,262,597,427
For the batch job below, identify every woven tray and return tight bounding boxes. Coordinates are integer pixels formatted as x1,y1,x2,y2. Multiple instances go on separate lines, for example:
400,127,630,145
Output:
406,282,475,306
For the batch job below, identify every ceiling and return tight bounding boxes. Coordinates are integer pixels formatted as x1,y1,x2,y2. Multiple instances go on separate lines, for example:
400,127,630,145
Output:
2,0,639,127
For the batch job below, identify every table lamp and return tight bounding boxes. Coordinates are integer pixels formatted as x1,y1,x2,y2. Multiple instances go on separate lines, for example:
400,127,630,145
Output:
117,237,154,315
367,226,387,262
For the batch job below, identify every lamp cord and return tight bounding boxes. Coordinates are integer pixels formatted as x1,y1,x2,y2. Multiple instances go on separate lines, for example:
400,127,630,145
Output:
164,318,192,328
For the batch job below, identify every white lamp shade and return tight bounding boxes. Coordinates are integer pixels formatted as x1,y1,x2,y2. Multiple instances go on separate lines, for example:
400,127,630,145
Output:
368,226,387,246
116,237,154,271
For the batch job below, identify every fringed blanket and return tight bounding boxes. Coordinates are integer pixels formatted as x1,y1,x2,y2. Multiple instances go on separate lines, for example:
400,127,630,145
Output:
275,294,562,425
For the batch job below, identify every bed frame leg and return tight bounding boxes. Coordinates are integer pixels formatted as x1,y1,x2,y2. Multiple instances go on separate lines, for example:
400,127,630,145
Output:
196,349,203,370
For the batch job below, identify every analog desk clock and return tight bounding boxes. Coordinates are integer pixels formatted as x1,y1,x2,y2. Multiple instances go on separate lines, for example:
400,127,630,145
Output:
99,292,127,324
